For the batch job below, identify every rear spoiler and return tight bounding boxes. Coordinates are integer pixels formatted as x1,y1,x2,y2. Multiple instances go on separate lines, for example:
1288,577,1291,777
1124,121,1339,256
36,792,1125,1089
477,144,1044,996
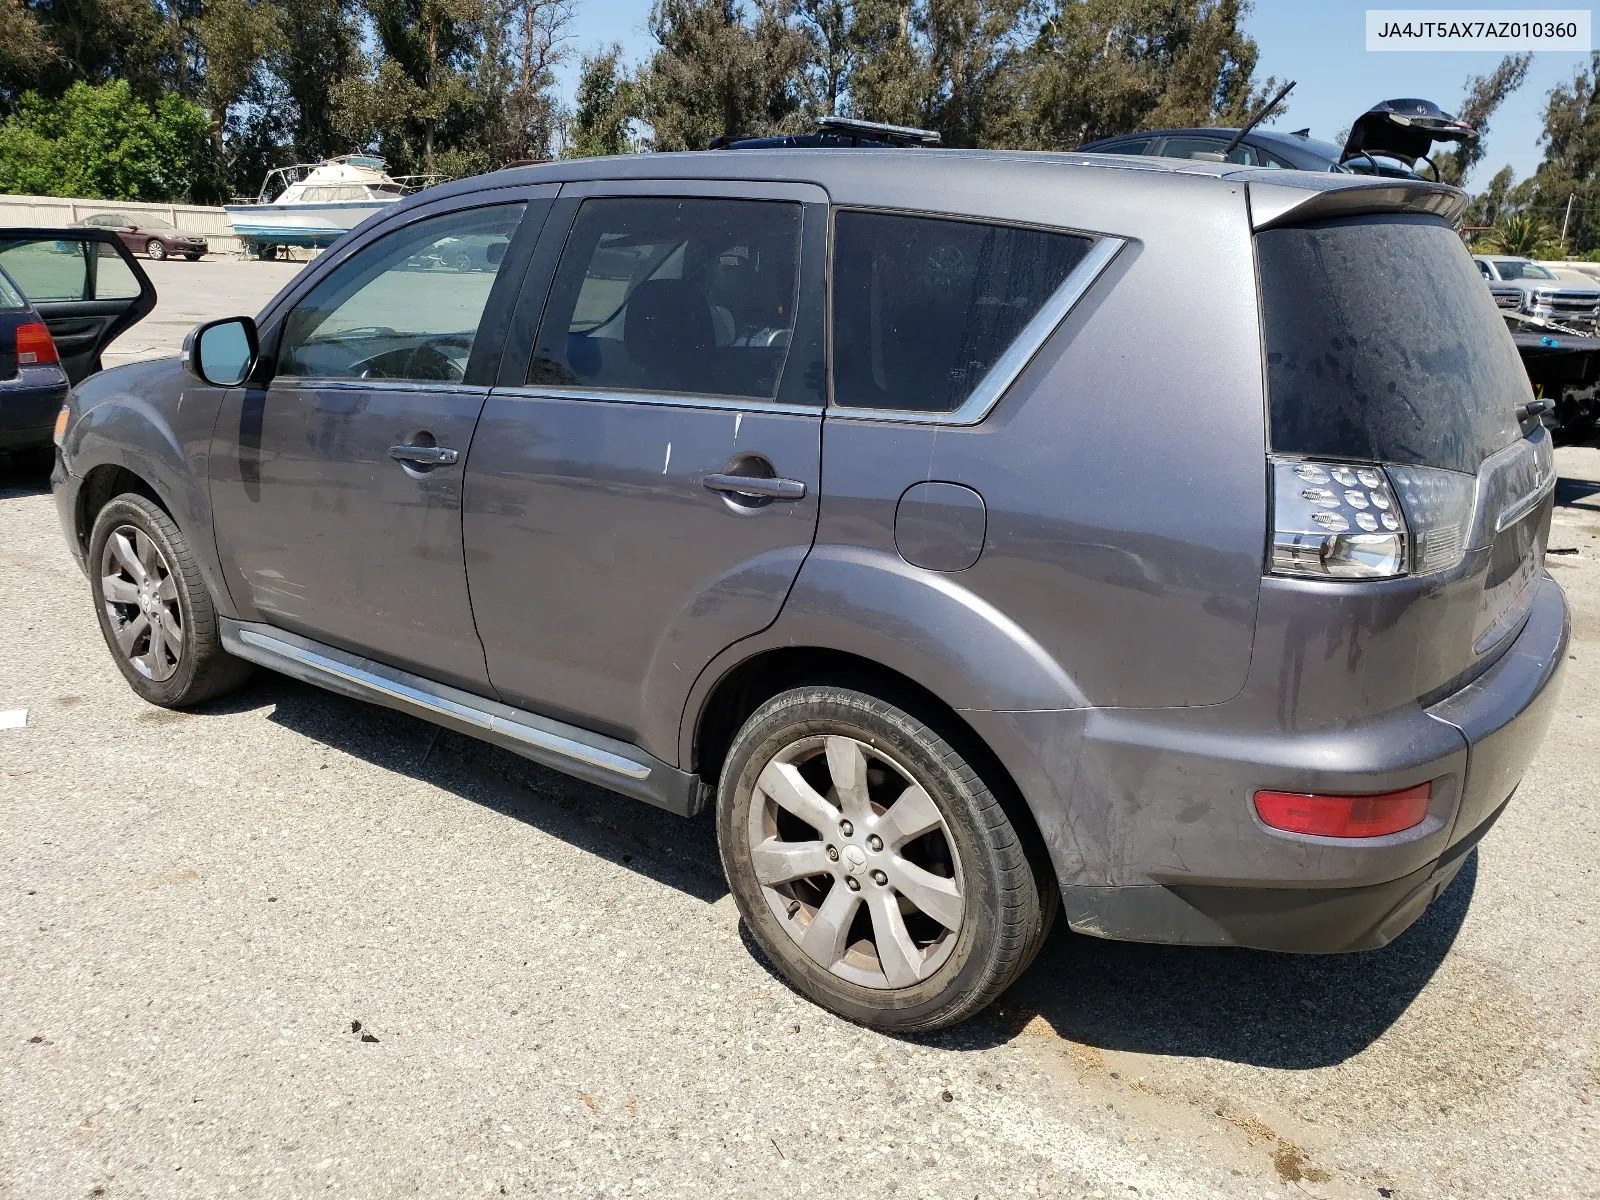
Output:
1246,177,1466,231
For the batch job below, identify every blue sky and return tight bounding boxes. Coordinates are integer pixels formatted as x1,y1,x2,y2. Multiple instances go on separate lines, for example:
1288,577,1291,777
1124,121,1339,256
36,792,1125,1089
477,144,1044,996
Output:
552,0,1594,189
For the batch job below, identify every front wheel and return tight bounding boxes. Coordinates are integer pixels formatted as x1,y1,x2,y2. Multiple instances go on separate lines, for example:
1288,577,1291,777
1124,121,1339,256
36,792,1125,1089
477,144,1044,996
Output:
717,686,1044,1033
145,239,167,261
183,253,201,261
87,493,253,707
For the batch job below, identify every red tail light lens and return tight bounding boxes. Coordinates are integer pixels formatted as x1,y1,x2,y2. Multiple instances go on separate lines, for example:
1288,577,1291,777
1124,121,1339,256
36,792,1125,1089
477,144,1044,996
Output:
1254,783,1432,838
16,322,58,366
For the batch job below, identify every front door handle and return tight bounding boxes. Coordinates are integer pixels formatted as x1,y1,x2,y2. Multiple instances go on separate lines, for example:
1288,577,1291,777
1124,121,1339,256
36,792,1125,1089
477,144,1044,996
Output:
702,473,806,501
390,444,459,466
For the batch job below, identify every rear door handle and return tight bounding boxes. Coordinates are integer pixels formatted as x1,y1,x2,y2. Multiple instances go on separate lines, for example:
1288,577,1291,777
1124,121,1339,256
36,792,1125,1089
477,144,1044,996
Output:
389,444,459,466
702,473,806,501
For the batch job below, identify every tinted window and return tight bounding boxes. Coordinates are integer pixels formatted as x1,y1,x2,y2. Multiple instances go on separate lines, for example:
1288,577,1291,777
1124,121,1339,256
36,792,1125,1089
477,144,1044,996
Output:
278,203,523,383
1093,139,1152,155
529,197,802,399
1259,215,1525,474
0,267,25,312
95,242,141,299
831,211,1091,413
1494,260,1555,281
0,238,89,300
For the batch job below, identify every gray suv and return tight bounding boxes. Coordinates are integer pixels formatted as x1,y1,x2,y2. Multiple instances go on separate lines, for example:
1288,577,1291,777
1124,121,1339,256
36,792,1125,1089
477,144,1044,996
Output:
51,151,1567,1032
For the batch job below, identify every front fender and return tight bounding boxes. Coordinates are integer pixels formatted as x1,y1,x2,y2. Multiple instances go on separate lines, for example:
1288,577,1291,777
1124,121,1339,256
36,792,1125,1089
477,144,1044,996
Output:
678,543,1090,768
62,360,236,618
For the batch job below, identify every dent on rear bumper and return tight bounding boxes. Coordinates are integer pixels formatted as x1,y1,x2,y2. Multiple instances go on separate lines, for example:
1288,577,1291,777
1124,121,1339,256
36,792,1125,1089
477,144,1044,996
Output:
970,573,1569,952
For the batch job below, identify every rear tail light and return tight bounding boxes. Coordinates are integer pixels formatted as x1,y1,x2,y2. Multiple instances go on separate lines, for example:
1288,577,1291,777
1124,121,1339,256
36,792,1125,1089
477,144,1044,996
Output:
16,322,58,366
1386,464,1476,575
1254,783,1432,838
1270,458,1407,578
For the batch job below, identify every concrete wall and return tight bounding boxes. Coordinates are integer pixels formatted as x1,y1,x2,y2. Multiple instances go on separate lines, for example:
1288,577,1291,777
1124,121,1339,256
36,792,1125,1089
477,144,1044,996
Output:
0,194,242,254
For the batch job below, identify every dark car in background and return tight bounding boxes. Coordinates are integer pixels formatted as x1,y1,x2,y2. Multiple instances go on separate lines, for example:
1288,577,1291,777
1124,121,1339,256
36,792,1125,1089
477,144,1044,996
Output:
1082,98,1476,180
0,228,153,463
76,213,208,261
52,151,1565,1032
1079,125,1346,170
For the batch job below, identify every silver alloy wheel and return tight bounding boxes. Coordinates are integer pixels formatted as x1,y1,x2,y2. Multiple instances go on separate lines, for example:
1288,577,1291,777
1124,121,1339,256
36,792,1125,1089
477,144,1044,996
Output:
746,734,965,989
100,525,183,682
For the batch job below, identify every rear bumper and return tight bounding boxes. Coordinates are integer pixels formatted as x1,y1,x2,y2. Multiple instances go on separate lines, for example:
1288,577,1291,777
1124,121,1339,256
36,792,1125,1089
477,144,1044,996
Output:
0,372,68,450
973,572,1569,953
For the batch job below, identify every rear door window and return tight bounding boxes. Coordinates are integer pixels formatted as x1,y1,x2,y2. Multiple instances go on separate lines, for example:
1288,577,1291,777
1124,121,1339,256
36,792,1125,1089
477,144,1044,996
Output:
830,211,1091,413
527,197,803,399
1258,214,1525,473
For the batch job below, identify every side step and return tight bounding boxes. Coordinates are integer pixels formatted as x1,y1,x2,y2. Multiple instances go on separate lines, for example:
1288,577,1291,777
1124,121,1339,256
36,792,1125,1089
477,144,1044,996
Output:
220,619,707,817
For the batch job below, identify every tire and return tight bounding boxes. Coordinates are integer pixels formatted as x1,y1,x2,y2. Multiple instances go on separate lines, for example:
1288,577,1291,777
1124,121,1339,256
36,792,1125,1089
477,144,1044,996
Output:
145,239,167,261
717,685,1043,1033
87,493,253,708
184,253,201,261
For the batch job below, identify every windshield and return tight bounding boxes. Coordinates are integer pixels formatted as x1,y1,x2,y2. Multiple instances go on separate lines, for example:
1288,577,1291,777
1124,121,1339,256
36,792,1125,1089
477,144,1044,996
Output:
1492,259,1555,281
1258,214,1526,474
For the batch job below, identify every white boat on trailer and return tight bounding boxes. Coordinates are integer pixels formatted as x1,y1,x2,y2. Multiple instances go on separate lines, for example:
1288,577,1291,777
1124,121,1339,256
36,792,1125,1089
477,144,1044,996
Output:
224,155,438,258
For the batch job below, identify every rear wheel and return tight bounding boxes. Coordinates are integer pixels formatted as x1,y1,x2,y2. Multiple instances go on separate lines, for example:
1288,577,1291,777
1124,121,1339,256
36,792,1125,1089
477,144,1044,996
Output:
88,494,253,708
717,685,1043,1033
145,239,167,261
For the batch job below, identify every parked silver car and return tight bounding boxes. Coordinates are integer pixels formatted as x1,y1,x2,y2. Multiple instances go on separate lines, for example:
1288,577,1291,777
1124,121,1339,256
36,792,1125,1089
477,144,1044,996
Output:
1476,254,1600,328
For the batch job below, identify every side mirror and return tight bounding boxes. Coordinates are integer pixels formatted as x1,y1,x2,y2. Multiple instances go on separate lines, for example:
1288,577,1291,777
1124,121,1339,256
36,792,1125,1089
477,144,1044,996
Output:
184,316,259,387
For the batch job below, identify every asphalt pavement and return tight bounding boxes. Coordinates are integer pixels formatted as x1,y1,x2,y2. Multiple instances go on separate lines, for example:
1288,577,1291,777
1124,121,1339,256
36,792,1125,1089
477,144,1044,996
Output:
0,260,1596,1198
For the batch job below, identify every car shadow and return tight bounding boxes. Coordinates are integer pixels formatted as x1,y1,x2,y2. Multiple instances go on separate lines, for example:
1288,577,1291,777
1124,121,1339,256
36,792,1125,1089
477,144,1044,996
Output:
192,670,730,905
194,669,1471,1067
0,455,53,497
939,852,1477,1067
1555,474,1600,509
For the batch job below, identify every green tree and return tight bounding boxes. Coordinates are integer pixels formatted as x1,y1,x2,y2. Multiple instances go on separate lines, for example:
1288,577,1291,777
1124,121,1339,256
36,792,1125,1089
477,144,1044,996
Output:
21,0,173,101
641,0,811,149
0,78,223,201
270,0,363,163
0,0,53,114
1435,53,1531,188
1016,0,1272,150
197,0,285,159
565,44,638,157
1480,211,1559,257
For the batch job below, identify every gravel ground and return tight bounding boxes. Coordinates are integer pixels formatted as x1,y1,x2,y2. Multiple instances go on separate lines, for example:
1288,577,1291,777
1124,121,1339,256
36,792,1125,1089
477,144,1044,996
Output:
0,262,1596,1197
99,257,305,370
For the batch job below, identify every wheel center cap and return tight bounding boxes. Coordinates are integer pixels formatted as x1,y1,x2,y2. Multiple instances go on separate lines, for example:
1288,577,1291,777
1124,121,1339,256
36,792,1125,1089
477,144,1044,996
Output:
842,845,867,874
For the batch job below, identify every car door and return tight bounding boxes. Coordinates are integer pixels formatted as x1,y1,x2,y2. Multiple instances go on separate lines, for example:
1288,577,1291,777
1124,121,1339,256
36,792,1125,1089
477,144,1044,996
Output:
0,229,155,382
464,180,827,756
209,189,553,694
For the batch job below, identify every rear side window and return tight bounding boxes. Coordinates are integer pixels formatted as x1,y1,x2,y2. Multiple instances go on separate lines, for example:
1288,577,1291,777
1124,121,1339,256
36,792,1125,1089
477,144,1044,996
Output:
528,197,803,400
0,268,24,311
831,211,1091,413
1258,215,1525,474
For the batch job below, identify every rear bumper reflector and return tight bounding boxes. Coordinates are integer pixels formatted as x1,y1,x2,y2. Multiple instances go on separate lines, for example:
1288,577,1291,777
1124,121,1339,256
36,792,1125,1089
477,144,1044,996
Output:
1254,782,1432,838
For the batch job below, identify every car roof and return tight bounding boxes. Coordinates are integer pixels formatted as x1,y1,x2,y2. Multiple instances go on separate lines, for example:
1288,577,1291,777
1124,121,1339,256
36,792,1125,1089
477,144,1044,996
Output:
1477,254,1532,263
417,147,1467,231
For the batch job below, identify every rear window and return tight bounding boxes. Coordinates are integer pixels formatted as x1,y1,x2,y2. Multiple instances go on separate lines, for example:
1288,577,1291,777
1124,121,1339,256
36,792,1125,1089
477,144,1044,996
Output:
832,211,1091,413
1258,215,1525,474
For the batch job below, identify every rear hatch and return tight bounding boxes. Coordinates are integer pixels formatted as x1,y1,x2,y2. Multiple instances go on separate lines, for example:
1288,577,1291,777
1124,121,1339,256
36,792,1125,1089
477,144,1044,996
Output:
1255,208,1553,694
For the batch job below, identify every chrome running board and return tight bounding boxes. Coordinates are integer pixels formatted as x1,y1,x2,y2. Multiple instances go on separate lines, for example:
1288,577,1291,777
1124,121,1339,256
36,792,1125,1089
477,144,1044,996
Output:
220,619,707,816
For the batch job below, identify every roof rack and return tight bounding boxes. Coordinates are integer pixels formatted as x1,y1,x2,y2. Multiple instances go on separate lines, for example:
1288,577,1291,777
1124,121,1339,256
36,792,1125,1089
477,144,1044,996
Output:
816,116,941,147
708,116,942,151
